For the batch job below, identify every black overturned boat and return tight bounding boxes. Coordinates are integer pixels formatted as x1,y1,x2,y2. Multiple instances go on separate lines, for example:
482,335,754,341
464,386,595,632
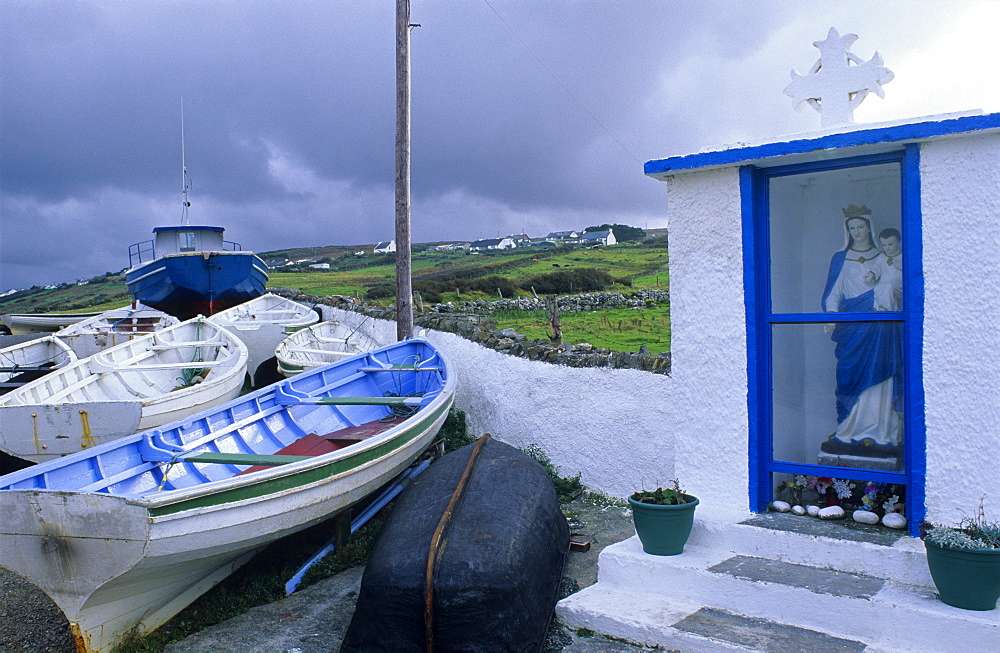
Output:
340,434,571,653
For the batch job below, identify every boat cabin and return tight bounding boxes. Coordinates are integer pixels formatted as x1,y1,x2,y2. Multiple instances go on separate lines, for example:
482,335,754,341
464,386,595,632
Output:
128,225,242,267
154,225,226,255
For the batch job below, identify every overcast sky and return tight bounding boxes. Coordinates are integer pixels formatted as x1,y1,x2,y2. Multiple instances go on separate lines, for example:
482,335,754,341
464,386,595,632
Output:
2,0,997,291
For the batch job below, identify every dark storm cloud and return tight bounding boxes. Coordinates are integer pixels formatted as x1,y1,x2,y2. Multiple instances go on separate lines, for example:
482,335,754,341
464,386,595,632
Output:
1,1,988,291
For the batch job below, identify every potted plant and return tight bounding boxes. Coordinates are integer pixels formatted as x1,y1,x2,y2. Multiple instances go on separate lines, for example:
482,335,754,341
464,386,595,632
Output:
923,498,1000,611
628,480,698,556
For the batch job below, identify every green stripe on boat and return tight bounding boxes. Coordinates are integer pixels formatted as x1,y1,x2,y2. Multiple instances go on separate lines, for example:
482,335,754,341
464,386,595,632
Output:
146,398,451,517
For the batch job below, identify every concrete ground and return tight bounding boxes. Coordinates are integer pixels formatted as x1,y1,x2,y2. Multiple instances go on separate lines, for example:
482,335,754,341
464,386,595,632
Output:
166,495,654,652
1,495,654,652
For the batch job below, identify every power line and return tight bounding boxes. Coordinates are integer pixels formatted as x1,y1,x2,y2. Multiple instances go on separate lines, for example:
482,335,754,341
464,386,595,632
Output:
481,0,643,166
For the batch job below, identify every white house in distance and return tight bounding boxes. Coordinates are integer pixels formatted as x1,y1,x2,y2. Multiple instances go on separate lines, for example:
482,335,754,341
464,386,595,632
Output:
580,228,617,247
470,237,516,251
373,240,396,254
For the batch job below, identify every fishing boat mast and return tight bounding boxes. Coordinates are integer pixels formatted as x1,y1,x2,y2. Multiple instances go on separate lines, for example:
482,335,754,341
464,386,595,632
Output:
394,0,415,340
180,98,192,226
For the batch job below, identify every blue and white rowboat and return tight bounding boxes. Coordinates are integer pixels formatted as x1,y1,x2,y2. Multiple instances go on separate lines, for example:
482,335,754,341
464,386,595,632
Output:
0,338,455,653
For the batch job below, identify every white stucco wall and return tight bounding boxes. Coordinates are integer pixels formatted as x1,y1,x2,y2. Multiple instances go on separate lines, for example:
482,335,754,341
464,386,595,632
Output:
919,132,1000,524
322,166,752,521
316,124,998,528
662,168,752,520
319,306,679,500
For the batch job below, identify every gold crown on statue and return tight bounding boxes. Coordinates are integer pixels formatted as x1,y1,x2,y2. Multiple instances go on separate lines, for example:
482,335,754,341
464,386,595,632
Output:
842,204,872,218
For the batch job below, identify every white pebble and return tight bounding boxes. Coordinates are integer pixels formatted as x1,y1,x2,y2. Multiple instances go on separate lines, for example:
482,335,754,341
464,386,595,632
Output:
818,506,845,519
806,505,820,517
882,513,907,529
852,510,879,524
770,500,791,512
791,505,806,516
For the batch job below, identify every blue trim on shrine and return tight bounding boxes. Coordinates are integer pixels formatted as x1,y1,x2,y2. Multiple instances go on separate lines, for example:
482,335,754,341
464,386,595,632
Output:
741,147,926,533
901,143,926,536
740,165,765,512
645,112,1000,177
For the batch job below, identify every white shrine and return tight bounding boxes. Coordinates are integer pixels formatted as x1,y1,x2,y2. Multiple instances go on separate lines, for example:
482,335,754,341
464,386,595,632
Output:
551,30,1000,649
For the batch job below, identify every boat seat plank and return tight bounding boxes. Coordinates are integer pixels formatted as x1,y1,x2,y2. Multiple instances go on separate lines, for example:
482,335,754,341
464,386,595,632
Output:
0,366,56,373
287,346,355,356
102,360,225,371
183,452,312,466
140,403,286,462
358,366,441,372
308,396,423,406
79,462,158,493
321,417,402,443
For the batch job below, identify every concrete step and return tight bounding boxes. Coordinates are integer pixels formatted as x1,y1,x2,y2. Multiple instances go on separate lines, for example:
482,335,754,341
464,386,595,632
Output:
556,535,1000,652
686,512,932,587
558,588,870,652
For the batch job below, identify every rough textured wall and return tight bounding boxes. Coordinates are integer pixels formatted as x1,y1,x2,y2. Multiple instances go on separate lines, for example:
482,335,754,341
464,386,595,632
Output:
319,306,677,500
318,167,751,517
664,168,751,519
920,132,1000,525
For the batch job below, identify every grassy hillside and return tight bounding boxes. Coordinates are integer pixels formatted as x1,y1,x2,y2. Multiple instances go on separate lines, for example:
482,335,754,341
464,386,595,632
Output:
266,240,669,303
1,241,671,351
0,274,133,315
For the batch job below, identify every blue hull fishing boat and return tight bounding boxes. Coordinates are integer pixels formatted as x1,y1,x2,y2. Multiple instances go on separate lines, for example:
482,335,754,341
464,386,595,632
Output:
126,225,268,320
125,108,268,319
0,337,454,652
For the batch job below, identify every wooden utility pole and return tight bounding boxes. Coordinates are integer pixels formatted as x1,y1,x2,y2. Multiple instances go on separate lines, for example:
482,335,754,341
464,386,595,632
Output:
394,0,414,340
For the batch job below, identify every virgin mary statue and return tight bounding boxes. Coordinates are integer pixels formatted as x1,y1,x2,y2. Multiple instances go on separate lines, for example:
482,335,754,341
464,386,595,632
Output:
821,205,903,455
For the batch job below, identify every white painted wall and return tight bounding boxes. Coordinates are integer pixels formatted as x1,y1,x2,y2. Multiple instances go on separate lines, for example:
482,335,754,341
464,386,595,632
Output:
320,168,753,522
318,127,998,528
319,306,681,504
662,168,751,521
919,132,1000,524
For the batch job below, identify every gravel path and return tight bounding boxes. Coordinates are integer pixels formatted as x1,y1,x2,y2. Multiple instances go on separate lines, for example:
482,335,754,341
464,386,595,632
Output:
0,567,75,652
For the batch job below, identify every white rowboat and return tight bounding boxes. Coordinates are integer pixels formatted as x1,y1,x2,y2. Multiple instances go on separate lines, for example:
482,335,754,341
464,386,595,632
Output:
53,304,180,359
276,320,381,377
0,338,454,652
0,316,248,462
0,335,78,394
207,293,319,385
1,311,102,334
0,306,180,399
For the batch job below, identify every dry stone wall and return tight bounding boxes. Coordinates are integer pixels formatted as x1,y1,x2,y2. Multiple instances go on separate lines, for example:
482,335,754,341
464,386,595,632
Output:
270,288,672,375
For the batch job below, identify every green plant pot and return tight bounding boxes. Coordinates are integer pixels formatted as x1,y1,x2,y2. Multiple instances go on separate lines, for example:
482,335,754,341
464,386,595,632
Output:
628,494,699,556
924,539,1000,611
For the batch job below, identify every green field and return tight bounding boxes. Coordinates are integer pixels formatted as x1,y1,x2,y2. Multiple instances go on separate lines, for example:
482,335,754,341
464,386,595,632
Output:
493,305,671,354
1,242,671,352
267,241,669,302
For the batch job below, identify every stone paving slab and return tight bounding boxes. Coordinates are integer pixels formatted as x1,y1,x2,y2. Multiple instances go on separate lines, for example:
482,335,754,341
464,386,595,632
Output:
709,555,886,599
741,511,906,546
672,607,868,652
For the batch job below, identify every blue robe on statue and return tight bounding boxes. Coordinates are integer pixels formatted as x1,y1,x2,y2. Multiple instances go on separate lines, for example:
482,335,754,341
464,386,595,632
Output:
822,250,903,447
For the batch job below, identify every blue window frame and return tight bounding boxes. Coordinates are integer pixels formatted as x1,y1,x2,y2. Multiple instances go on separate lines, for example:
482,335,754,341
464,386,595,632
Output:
743,146,925,535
